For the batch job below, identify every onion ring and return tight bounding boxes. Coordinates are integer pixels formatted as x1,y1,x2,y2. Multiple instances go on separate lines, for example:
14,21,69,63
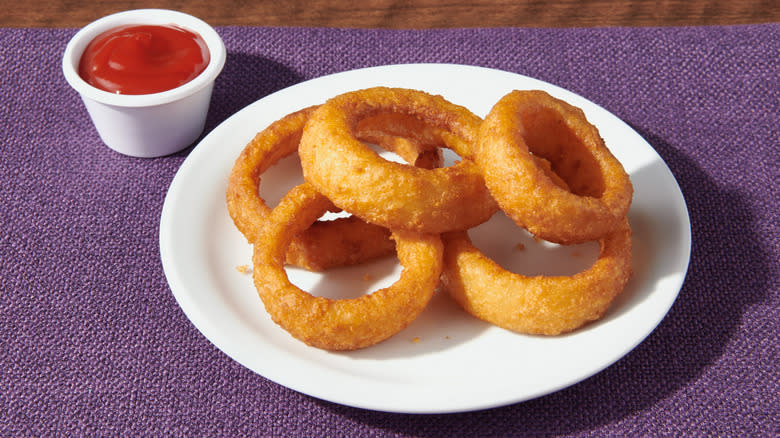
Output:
440,217,632,335
298,87,498,234
226,106,444,271
476,90,633,244
252,183,444,351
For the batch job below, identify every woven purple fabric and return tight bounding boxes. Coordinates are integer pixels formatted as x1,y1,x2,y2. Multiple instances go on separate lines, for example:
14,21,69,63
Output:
1,24,778,436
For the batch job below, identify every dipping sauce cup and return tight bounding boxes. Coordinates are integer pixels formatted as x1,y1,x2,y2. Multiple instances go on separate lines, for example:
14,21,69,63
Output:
63,9,226,157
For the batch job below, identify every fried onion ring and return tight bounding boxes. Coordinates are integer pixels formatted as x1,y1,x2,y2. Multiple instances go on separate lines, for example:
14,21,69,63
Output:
299,87,498,234
440,217,632,335
252,183,444,351
226,106,444,271
476,90,633,244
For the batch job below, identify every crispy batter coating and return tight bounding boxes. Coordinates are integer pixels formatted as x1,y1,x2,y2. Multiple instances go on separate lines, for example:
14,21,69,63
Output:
441,218,632,335
299,87,498,234
477,90,633,244
252,183,443,351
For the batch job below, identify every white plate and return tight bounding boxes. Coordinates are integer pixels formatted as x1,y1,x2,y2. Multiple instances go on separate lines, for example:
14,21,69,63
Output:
160,63,691,414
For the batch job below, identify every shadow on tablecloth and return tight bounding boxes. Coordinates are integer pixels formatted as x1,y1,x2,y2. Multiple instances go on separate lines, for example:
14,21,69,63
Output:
166,52,305,158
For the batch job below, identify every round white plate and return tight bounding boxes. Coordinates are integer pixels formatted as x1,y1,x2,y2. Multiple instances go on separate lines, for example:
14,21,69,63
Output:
159,64,691,414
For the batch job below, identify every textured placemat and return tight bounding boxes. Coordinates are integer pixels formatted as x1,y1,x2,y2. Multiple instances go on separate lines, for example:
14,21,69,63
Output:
1,24,778,436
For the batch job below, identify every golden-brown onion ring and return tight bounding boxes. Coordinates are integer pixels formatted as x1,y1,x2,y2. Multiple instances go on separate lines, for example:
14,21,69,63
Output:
226,106,443,271
299,87,498,234
252,183,444,351
440,217,632,335
476,90,633,244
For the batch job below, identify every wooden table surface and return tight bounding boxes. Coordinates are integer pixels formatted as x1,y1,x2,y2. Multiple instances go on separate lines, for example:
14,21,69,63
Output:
4,0,778,28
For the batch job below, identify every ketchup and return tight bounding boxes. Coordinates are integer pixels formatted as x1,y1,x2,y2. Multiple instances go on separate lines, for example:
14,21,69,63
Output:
78,24,210,95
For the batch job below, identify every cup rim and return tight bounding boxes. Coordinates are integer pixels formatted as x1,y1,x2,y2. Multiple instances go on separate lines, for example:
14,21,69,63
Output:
62,9,226,108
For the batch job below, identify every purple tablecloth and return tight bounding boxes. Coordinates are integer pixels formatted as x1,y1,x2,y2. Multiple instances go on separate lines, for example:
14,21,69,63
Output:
1,23,778,436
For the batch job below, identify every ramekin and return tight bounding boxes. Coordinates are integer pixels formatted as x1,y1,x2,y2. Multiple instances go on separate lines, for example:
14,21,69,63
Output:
62,9,226,157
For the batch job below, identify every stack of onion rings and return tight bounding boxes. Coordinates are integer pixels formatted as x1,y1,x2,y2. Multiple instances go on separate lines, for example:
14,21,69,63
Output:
228,86,634,349
440,90,633,335
226,105,446,271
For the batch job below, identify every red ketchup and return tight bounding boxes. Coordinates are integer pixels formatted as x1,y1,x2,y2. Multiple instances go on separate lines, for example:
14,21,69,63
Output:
78,24,210,95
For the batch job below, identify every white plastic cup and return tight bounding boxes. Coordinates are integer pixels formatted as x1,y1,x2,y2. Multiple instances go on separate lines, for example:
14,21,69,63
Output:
62,9,226,157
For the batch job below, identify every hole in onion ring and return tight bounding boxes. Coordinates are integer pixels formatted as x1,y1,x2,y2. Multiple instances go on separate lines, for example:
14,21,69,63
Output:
357,112,455,170
467,211,600,277
256,152,304,208
367,139,467,171
365,142,408,165
286,254,402,300
521,107,604,198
